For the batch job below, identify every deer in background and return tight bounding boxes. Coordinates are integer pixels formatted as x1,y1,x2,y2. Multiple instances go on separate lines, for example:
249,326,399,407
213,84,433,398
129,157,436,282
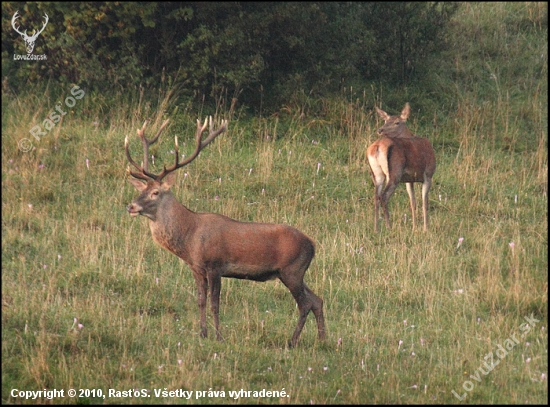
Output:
366,103,436,232
125,117,325,347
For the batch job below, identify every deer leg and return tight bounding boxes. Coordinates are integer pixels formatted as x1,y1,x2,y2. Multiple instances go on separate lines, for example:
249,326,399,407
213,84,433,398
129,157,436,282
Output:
192,271,208,338
207,271,223,341
289,286,312,348
381,181,399,230
279,273,312,347
373,182,384,232
421,177,432,232
304,283,326,341
405,182,417,230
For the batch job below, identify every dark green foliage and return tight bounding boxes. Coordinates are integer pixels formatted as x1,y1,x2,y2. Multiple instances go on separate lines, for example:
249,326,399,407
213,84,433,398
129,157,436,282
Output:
2,2,457,111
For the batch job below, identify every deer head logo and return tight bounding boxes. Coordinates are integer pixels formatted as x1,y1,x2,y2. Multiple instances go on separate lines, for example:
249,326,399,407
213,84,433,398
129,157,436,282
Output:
12,11,49,54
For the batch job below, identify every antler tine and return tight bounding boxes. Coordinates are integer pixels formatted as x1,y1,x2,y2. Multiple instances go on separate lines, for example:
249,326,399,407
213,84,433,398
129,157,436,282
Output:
125,135,151,181
201,116,228,149
125,119,170,181
158,116,228,181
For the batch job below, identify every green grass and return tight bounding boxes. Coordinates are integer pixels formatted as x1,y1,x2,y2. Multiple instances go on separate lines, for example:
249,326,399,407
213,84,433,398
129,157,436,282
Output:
2,2,547,404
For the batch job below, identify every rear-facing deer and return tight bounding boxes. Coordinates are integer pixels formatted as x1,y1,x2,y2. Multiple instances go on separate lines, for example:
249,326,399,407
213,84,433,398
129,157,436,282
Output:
366,103,436,232
125,117,326,347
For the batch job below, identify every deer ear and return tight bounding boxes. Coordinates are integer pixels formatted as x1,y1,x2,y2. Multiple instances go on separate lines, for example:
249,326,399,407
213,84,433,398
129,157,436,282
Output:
162,172,177,190
128,177,147,192
400,103,410,121
375,106,390,121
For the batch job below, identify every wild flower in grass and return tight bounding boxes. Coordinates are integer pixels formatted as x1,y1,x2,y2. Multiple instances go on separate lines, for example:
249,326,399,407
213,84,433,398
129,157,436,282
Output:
78,323,84,330
177,342,181,347
525,342,530,347
86,158,90,170
214,196,220,200
398,340,403,349
335,389,341,397
307,367,312,372
403,319,407,326
248,168,253,176
410,385,418,389
337,337,342,348
541,373,547,381
155,277,159,285
316,162,321,174
420,338,425,346
177,360,182,366
411,352,416,356
509,242,515,251
323,366,328,372
456,237,464,249
43,264,47,269
28,204,33,210
158,365,163,373
38,164,45,170
58,254,62,260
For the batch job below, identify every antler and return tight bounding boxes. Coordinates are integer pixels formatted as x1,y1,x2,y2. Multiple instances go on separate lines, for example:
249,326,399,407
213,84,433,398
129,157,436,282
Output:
125,117,228,182
11,11,48,39
11,11,26,37
29,13,49,40
125,119,170,181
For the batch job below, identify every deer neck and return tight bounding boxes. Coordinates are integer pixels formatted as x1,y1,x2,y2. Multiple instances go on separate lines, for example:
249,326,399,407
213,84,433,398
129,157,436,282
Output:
148,193,197,262
395,127,415,138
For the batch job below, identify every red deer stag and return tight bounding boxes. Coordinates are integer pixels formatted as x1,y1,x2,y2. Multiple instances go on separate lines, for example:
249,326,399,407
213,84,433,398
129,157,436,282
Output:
366,103,436,232
125,117,326,347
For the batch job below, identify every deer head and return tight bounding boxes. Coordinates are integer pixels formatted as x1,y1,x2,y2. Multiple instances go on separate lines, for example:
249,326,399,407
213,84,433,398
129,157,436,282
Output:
12,11,49,54
125,117,228,220
375,103,414,138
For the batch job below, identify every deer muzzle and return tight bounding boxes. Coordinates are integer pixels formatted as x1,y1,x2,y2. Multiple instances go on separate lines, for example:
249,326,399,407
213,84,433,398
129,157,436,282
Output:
127,203,142,217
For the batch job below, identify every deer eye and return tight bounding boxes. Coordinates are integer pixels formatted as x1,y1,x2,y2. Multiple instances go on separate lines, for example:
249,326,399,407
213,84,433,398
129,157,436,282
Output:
151,190,159,197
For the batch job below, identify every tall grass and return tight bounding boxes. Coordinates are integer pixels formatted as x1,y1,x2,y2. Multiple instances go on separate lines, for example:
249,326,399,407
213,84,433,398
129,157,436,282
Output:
2,2,547,404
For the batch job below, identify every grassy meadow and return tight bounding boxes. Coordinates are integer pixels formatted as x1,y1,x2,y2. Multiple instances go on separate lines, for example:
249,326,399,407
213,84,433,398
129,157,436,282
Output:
2,2,547,404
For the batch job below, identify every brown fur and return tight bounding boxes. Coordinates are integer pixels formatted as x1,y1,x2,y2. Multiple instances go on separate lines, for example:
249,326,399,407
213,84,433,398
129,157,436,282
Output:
126,120,325,347
366,104,436,231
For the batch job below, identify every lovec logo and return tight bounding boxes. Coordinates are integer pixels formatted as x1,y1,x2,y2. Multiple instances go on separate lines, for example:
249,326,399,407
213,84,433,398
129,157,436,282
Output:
11,10,48,60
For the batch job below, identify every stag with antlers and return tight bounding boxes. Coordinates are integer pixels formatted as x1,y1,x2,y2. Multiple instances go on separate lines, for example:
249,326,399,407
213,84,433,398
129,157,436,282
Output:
125,117,326,347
